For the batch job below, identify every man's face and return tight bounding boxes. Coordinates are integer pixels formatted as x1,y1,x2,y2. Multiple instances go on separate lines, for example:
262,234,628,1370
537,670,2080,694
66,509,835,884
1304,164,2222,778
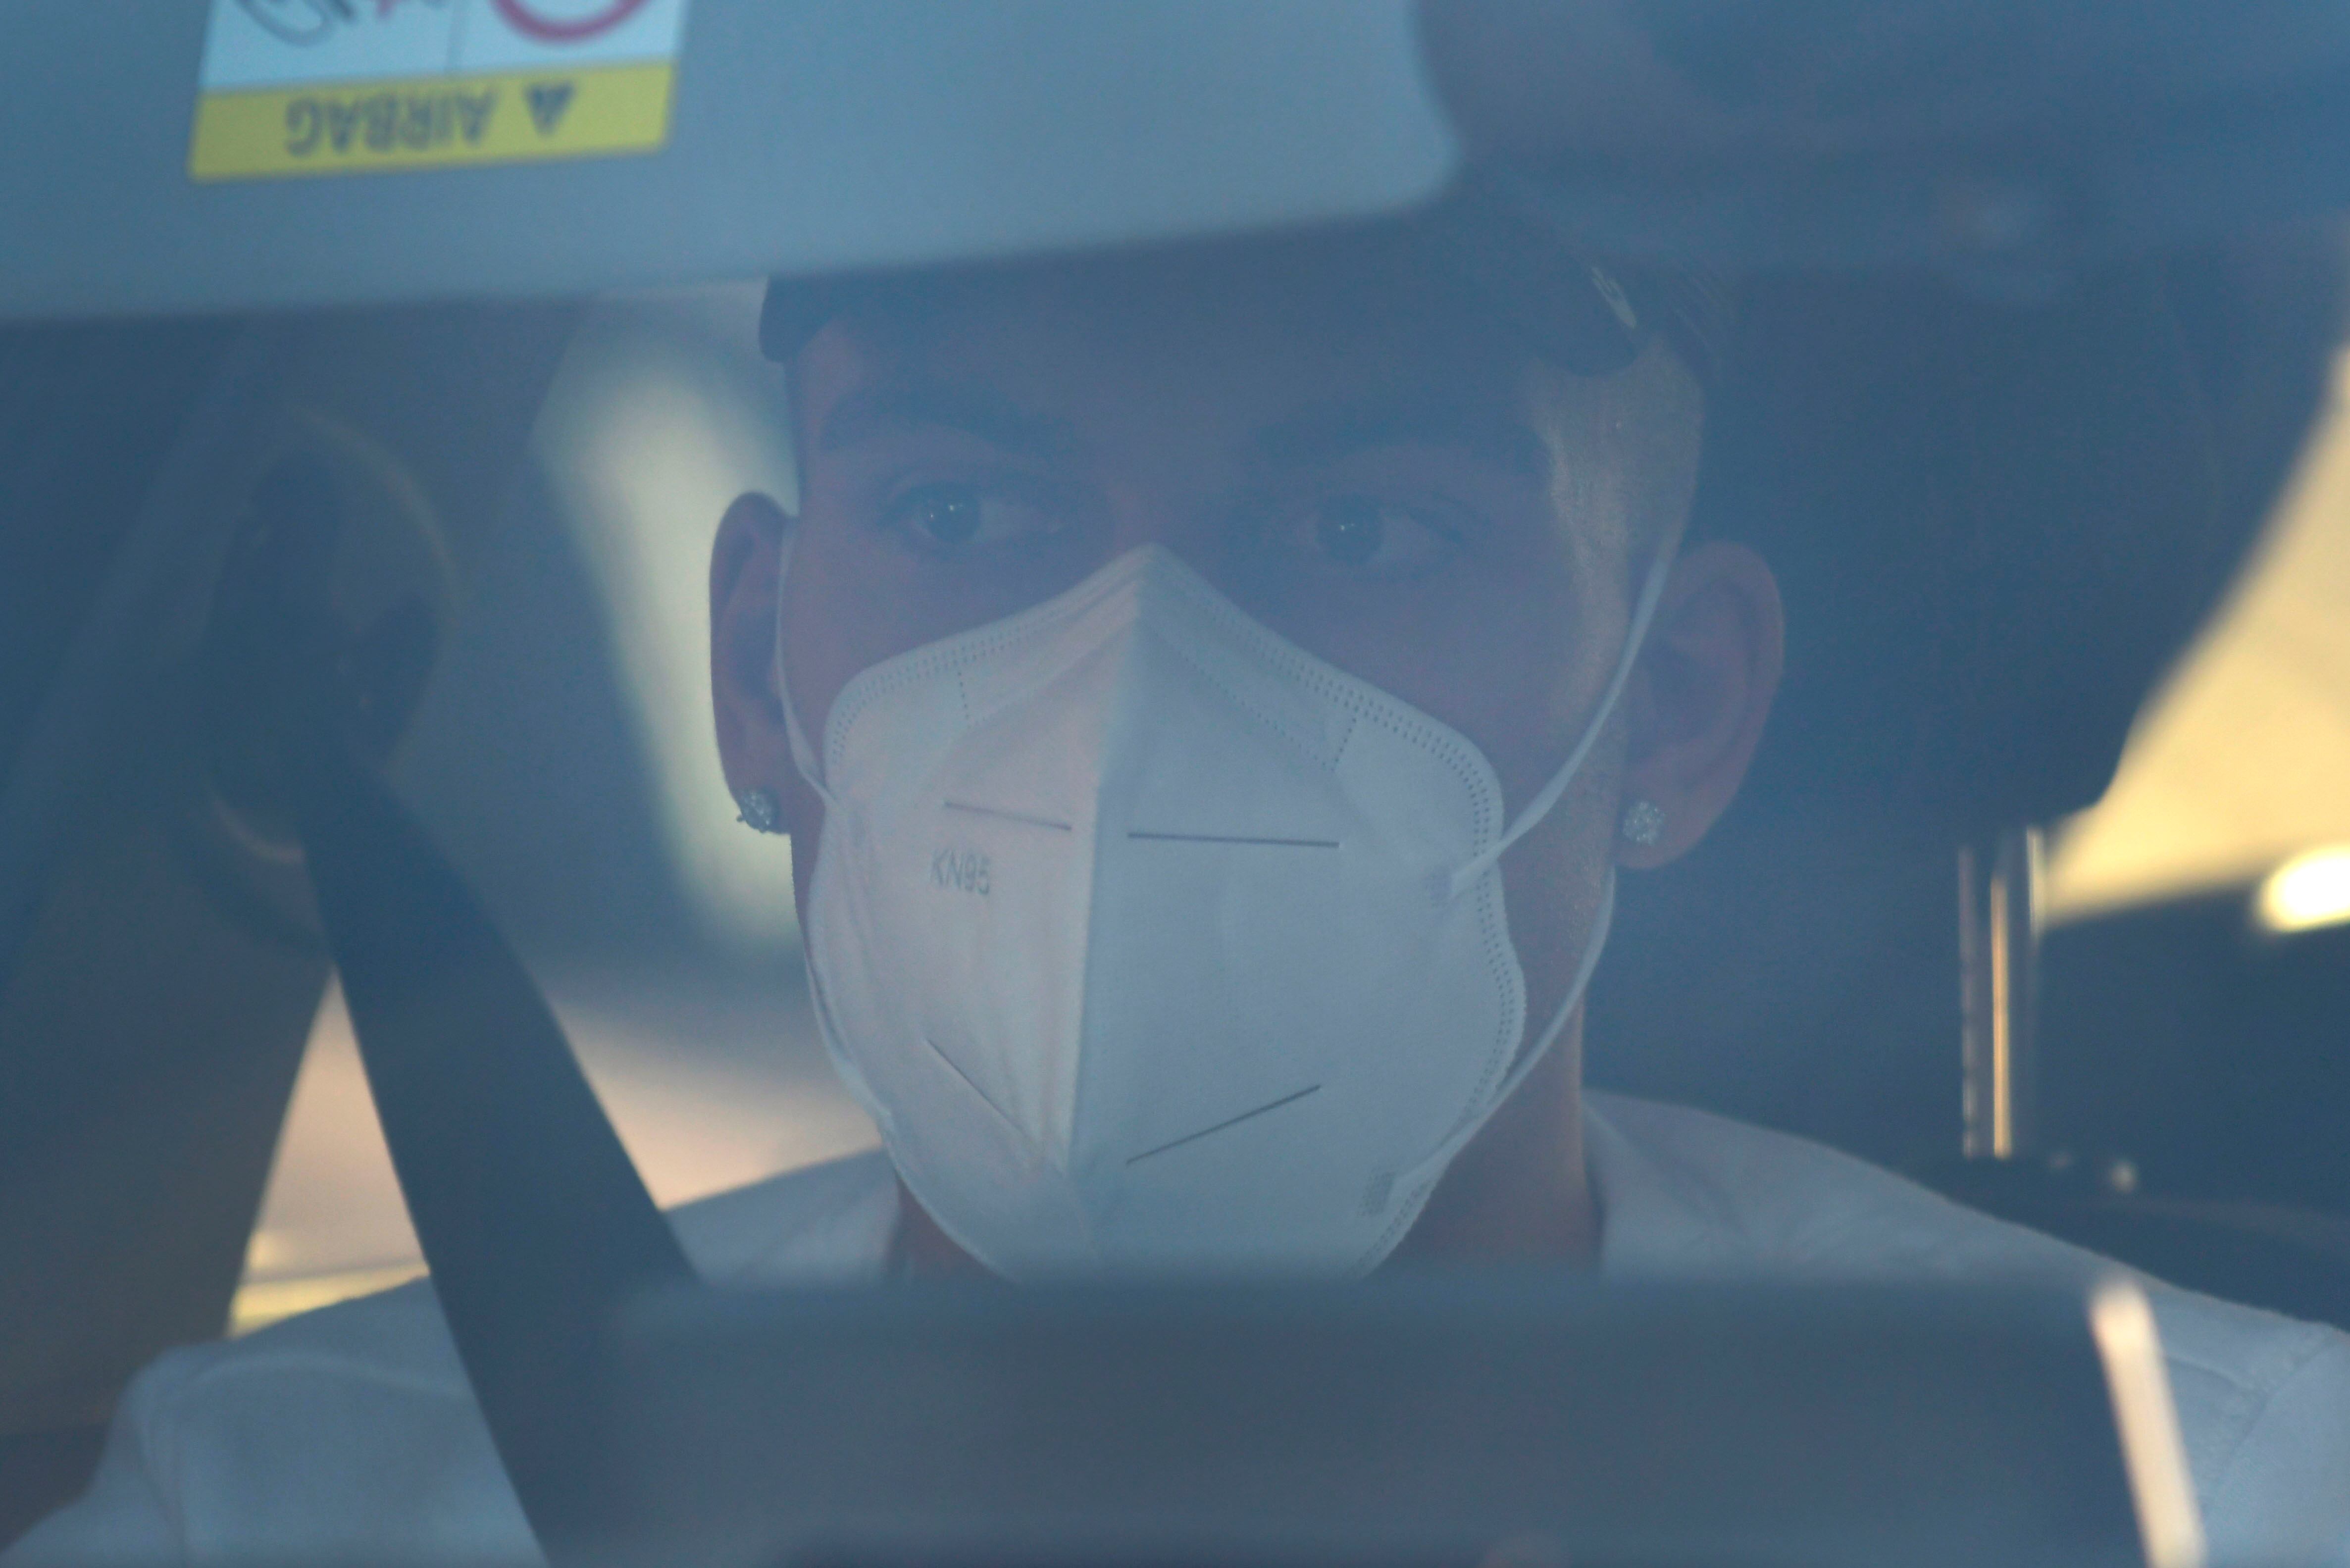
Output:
777,242,1700,833
713,237,1780,1262
720,237,1777,1072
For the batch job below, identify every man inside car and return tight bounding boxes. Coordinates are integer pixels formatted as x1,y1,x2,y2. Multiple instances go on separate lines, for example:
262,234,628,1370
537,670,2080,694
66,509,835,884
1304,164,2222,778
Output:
14,196,2350,1566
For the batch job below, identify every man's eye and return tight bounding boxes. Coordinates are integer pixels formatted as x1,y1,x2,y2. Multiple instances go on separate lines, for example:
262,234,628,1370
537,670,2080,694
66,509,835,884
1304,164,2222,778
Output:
882,481,1062,554
1305,496,1461,576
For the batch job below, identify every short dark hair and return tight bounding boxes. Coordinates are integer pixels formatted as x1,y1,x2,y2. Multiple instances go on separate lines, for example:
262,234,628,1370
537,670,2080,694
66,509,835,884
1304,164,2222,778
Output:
763,176,1736,392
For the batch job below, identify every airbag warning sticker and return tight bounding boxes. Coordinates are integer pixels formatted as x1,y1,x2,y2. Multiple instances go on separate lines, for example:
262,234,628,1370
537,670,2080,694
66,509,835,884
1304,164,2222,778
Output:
191,0,689,181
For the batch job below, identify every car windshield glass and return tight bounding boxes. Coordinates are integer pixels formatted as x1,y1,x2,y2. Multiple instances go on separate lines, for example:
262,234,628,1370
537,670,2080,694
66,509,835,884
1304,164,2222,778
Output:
5,5,2350,1567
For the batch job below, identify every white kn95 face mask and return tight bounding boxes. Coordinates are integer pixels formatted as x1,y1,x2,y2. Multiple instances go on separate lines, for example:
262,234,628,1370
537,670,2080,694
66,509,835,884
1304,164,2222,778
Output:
784,542,1670,1280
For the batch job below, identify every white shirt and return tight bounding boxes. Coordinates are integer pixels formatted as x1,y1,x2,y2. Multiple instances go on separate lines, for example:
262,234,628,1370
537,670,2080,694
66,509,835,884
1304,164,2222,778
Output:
14,1094,2350,1566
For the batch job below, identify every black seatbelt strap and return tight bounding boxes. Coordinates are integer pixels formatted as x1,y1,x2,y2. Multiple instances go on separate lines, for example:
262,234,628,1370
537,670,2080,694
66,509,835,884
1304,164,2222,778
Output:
232,455,694,1561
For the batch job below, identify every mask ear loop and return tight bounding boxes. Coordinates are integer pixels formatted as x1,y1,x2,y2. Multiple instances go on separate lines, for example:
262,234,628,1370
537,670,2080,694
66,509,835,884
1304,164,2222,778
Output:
768,528,894,1136
1490,866,1617,1121
1447,548,1675,901
772,529,836,810
1369,867,1618,1262
781,681,829,808
1367,548,1671,1270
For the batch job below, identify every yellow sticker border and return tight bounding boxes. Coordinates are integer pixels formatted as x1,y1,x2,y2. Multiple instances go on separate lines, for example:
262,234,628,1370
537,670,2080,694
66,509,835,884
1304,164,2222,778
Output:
190,59,674,182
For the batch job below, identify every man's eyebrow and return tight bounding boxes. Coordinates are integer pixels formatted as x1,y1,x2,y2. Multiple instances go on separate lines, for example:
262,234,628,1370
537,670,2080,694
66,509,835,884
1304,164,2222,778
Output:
1247,399,1552,484
818,380,1082,461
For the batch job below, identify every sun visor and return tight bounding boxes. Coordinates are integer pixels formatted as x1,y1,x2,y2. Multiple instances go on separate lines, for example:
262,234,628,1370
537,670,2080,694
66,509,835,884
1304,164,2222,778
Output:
0,0,1460,323
15,1,2350,325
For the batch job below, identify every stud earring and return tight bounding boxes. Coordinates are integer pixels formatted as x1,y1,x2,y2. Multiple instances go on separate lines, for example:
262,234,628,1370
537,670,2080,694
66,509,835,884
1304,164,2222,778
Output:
1618,798,1665,849
735,787,784,835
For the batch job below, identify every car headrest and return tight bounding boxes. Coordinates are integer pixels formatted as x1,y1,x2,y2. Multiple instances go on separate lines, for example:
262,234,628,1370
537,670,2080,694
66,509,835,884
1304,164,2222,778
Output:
1693,234,2345,839
1588,234,2343,1161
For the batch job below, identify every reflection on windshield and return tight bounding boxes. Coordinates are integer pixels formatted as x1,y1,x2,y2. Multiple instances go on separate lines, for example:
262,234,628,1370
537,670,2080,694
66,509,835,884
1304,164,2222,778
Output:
230,286,2350,1333
235,285,861,1333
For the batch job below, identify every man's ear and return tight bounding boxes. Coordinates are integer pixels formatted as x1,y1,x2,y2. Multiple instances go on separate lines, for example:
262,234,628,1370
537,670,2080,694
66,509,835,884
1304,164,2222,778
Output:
1617,540,1785,867
710,491,797,820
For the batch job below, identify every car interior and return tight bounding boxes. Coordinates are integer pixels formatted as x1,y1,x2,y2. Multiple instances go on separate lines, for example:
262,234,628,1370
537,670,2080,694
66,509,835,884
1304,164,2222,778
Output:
5,0,2350,1560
